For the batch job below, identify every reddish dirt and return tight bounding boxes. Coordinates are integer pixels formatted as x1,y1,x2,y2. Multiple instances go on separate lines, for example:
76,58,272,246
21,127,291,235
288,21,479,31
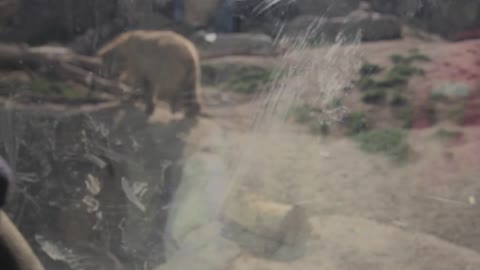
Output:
452,27,480,41
410,40,480,128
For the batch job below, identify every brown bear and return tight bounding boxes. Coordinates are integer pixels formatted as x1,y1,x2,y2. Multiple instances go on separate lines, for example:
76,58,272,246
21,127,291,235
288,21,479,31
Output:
97,30,204,118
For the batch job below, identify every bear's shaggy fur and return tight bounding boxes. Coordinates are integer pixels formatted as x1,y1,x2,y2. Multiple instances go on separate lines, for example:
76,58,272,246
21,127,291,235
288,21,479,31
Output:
97,30,203,118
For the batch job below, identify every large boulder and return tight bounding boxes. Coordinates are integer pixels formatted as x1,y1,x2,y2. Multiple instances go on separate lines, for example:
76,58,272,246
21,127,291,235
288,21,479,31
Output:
230,215,480,270
0,0,119,45
236,0,359,36
368,0,480,39
295,0,360,17
193,32,281,58
282,9,401,43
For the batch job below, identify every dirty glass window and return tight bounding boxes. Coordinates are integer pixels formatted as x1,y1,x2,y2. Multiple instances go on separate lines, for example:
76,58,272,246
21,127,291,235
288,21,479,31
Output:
1,0,480,269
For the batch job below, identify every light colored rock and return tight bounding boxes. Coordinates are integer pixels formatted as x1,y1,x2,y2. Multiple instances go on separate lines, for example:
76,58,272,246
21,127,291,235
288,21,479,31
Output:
222,191,311,259
369,0,480,39
155,119,242,270
231,215,480,270
162,119,229,253
431,81,471,100
295,0,360,17
195,32,280,58
282,9,401,43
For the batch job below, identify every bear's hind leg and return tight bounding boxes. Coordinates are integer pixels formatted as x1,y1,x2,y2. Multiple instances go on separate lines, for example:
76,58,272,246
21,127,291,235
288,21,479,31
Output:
142,79,156,116
168,94,181,115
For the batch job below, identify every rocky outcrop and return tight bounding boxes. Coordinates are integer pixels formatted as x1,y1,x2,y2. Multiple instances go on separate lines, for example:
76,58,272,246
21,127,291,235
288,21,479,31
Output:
281,8,401,43
0,0,119,45
193,32,282,58
368,0,480,39
230,215,480,270
295,0,360,17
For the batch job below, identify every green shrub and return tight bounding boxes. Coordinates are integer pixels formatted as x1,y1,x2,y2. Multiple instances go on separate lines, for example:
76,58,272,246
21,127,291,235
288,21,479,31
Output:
388,62,424,77
391,50,431,65
309,120,330,135
343,112,370,135
376,62,424,89
389,92,408,107
376,73,409,88
224,68,281,94
290,105,330,136
434,128,462,142
327,97,343,110
362,88,386,104
355,51,425,106
407,48,431,62
30,78,82,98
291,105,315,124
359,62,382,76
354,128,410,162
396,106,414,128
353,76,377,91
390,54,407,64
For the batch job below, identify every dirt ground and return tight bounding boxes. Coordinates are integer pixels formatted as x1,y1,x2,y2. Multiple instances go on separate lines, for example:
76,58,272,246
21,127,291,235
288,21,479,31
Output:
175,37,480,269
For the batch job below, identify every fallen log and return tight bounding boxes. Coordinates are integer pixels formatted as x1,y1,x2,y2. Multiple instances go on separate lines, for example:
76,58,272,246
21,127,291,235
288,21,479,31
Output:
221,191,311,260
0,43,131,96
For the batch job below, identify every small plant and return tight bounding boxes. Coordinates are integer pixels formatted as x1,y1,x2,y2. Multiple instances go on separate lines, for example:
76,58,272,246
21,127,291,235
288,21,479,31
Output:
343,112,370,135
353,76,377,90
290,105,330,136
224,67,281,94
396,106,414,128
291,105,315,124
29,78,82,98
359,62,382,76
354,50,426,112
362,88,386,104
392,49,431,64
376,73,409,88
408,48,431,62
434,128,462,142
327,97,343,110
388,62,424,78
309,120,330,135
390,54,407,64
376,62,424,89
354,128,410,162
389,92,408,107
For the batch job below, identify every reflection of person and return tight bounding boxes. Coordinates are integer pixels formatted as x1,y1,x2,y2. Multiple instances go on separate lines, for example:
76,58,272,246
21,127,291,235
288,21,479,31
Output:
174,0,235,33
214,0,235,33
174,0,185,23
0,156,45,270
